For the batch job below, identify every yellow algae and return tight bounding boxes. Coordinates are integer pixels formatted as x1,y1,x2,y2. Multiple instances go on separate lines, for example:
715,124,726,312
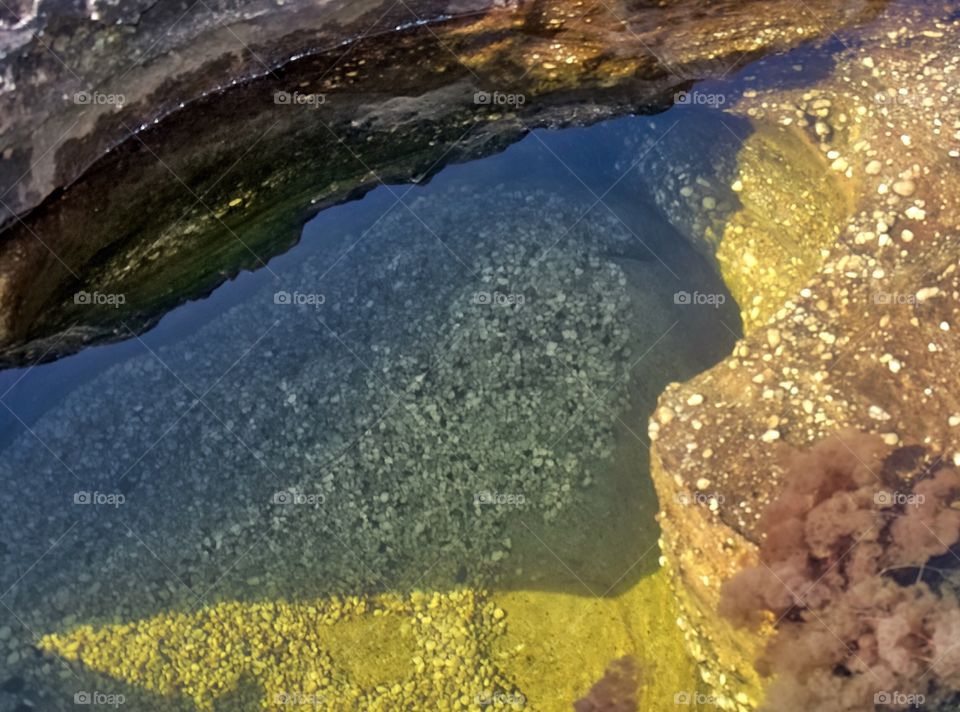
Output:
319,613,414,689
714,123,853,334
494,570,700,711
40,590,523,711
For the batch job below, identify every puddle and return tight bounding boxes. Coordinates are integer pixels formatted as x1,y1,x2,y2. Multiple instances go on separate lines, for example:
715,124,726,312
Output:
0,21,873,708
0,113,746,709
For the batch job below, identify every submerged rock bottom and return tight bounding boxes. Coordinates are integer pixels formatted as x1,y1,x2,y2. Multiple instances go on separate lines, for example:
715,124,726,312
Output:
37,579,705,710
0,186,736,709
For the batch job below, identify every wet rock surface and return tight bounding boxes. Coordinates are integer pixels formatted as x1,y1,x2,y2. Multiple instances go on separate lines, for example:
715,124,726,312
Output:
0,0,887,367
646,1,960,708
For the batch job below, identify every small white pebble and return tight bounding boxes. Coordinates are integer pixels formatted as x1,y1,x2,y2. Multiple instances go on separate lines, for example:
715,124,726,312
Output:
916,286,940,302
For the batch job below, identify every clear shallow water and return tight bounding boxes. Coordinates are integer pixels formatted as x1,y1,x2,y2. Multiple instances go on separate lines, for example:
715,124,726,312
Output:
3,1,958,707
0,111,741,709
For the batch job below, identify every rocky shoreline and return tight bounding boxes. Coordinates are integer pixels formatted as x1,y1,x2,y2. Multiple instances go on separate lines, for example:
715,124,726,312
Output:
646,2,960,708
0,0,887,367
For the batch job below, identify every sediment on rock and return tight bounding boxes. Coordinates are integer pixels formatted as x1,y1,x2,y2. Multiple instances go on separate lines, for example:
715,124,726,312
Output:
649,2,960,709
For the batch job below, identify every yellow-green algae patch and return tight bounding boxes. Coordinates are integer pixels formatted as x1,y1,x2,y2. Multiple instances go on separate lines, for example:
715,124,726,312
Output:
713,123,854,334
41,577,701,711
40,590,523,711
495,569,702,710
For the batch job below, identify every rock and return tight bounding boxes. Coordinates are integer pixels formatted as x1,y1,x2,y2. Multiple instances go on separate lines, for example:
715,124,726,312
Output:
892,179,916,196
650,6,960,709
916,286,940,302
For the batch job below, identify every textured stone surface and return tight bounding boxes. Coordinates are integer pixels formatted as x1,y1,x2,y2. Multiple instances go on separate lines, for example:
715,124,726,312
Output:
646,2,960,708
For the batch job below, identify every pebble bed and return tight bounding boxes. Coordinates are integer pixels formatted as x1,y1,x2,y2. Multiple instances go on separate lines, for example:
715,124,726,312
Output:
0,187,638,709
